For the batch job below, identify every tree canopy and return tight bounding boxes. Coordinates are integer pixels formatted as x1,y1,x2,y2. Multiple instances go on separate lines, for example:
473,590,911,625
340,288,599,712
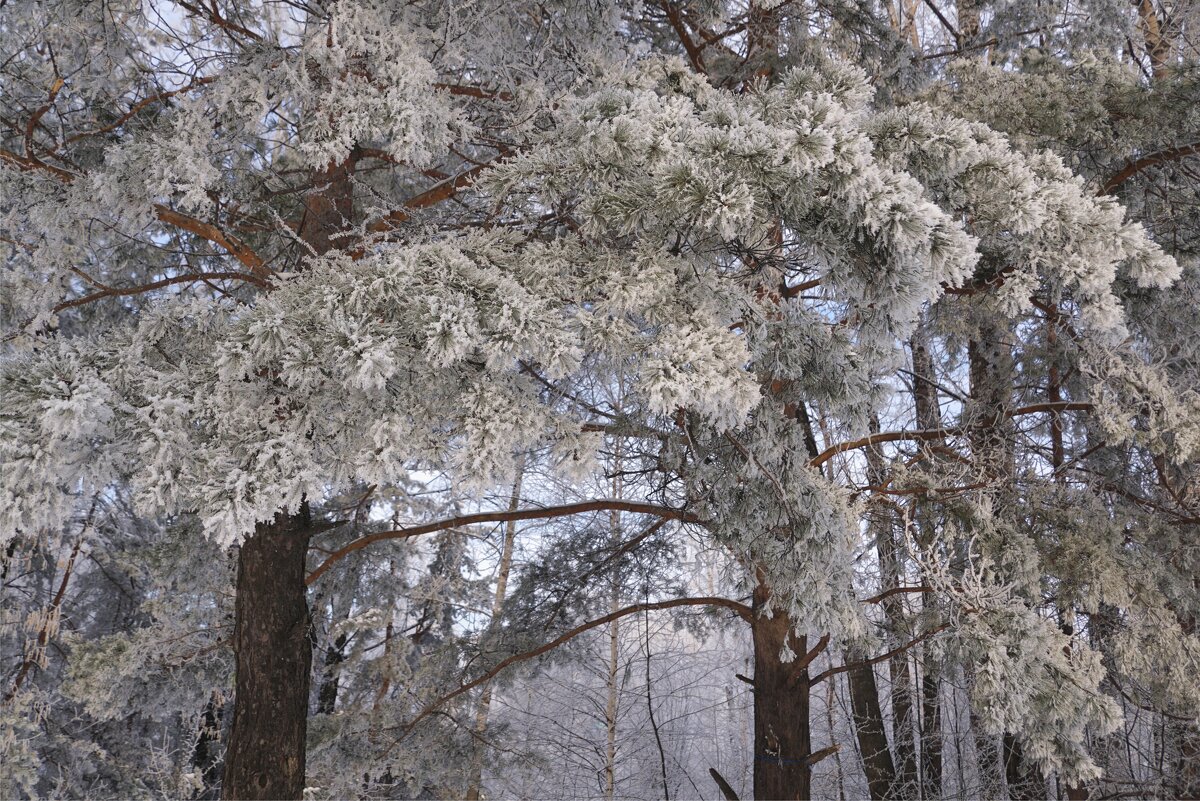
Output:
2,1,1198,799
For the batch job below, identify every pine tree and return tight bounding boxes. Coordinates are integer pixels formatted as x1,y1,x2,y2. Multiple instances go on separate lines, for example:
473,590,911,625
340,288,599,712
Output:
2,2,1197,799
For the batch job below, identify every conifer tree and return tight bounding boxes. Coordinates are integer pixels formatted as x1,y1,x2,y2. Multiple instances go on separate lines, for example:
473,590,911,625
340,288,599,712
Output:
2,1,1197,799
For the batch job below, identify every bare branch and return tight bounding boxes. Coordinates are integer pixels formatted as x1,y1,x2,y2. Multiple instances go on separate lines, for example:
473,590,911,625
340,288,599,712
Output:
386,596,752,747
810,624,950,686
306,500,704,585
1100,141,1200,195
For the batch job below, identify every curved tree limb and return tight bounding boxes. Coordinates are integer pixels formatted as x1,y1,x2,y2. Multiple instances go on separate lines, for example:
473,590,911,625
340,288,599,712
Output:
1101,142,1200,195
305,500,704,586
384,596,752,749
810,402,1094,468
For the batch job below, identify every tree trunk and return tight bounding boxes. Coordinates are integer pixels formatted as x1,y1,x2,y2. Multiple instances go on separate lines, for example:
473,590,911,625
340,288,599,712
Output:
752,585,812,801
955,0,981,44
911,323,943,801
967,319,1017,801
919,667,942,800
220,120,354,795
464,468,523,801
1003,734,1043,801
315,631,347,715
1137,0,1173,79
865,418,918,800
968,322,1045,801
848,658,896,801
222,508,316,800
888,628,919,799
852,435,901,801
605,604,620,801
193,690,225,800
972,723,1005,800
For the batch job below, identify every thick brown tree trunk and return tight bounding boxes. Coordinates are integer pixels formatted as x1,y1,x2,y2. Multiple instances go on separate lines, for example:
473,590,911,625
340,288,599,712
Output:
752,585,812,801
222,508,316,800
221,119,355,796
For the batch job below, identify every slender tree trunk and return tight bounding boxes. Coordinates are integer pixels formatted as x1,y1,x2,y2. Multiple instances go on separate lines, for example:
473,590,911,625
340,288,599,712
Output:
866,419,919,800
911,323,943,801
193,690,225,800
464,468,524,801
752,585,812,801
967,318,1018,801
826,663,849,801
968,318,1046,801
1137,0,1173,79
849,658,897,801
315,631,347,715
1049,308,1085,794
605,603,620,801
972,721,1005,800
903,0,921,48
644,603,671,801
847,422,903,800
889,642,919,799
920,667,942,800
604,453,627,801
222,507,317,800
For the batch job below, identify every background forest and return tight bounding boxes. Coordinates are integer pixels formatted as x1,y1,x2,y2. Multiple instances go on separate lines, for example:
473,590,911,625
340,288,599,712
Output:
1,0,1199,799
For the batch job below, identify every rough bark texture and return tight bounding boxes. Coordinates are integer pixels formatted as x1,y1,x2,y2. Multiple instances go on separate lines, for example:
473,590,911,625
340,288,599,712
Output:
298,159,356,258
220,125,353,797
752,585,812,801
222,508,316,800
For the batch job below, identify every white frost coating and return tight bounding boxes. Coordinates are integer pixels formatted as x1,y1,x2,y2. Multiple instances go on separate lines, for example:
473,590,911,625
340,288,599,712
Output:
291,3,465,169
1,14,1192,790
868,103,1179,336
